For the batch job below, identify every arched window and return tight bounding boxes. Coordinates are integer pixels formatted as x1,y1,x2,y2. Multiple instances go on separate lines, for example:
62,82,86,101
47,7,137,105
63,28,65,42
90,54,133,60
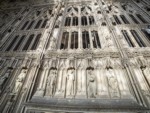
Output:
35,20,42,29
60,32,69,49
113,15,121,24
81,16,88,26
129,14,139,24
121,30,135,47
72,17,78,26
31,34,41,50
97,11,101,14
67,8,72,12
13,35,26,51
130,30,146,47
22,34,34,50
21,21,29,30
120,15,130,24
65,17,71,26
102,22,106,26
141,29,150,41
82,31,90,49
41,19,48,28
26,20,35,30
91,31,101,48
71,32,78,49
89,16,95,25
6,35,19,51
36,11,41,16
136,14,148,24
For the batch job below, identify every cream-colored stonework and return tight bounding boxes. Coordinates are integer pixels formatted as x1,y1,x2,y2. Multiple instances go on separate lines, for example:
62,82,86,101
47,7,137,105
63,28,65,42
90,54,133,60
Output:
0,0,150,113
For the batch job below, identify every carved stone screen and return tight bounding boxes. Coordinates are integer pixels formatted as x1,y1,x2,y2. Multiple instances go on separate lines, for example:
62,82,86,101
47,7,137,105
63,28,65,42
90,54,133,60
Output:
0,0,150,113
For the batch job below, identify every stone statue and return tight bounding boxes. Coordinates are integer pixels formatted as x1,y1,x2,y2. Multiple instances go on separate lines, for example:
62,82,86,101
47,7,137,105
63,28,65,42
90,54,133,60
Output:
87,68,96,98
137,57,150,84
142,67,150,82
137,56,147,68
107,68,120,98
13,69,27,94
105,36,114,48
45,69,57,97
66,68,75,98
49,37,56,50
0,69,11,91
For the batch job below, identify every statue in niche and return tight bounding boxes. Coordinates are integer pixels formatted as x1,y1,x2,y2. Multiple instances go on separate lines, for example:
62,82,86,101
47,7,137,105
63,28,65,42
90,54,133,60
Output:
76,59,87,97
66,68,75,98
49,37,56,50
13,69,27,94
87,67,96,98
137,56,150,83
45,68,57,97
107,68,120,98
0,69,12,91
105,36,114,48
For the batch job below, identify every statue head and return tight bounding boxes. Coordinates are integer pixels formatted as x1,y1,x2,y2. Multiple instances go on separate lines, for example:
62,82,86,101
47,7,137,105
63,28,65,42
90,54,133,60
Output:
137,56,147,68
50,68,57,75
87,67,94,75
23,69,27,73
67,67,75,74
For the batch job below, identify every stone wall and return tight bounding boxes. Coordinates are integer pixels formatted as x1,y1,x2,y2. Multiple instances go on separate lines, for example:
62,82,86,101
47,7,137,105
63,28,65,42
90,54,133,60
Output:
0,0,150,113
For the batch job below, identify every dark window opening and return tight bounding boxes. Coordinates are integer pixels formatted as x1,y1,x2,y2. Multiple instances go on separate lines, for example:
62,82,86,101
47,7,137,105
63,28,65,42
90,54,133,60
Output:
136,14,148,24
81,16,88,26
89,16,95,25
141,29,150,41
72,17,78,26
121,30,135,47
21,21,29,30
36,11,41,16
6,35,19,51
60,32,69,49
65,17,71,26
129,14,139,24
41,19,48,28
120,15,130,24
35,20,42,29
102,22,106,26
92,31,101,48
22,34,34,50
27,20,35,30
82,31,90,49
31,34,41,50
130,30,146,47
113,15,121,24
97,11,101,14
13,35,26,51
71,32,78,49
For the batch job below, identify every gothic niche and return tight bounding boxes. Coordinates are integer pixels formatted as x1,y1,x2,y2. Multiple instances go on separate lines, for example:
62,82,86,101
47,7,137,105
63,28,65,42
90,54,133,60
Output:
105,57,120,98
87,67,96,98
0,68,12,93
137,56,150,84
12,68,27,95
65,67,75,98
106,67,120,98
45,67,57,97
135,56,150,104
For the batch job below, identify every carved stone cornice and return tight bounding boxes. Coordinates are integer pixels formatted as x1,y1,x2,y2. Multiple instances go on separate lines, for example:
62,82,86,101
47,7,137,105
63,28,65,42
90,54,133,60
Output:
124,48,150,58
0,51,42,59
45,49,120,58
